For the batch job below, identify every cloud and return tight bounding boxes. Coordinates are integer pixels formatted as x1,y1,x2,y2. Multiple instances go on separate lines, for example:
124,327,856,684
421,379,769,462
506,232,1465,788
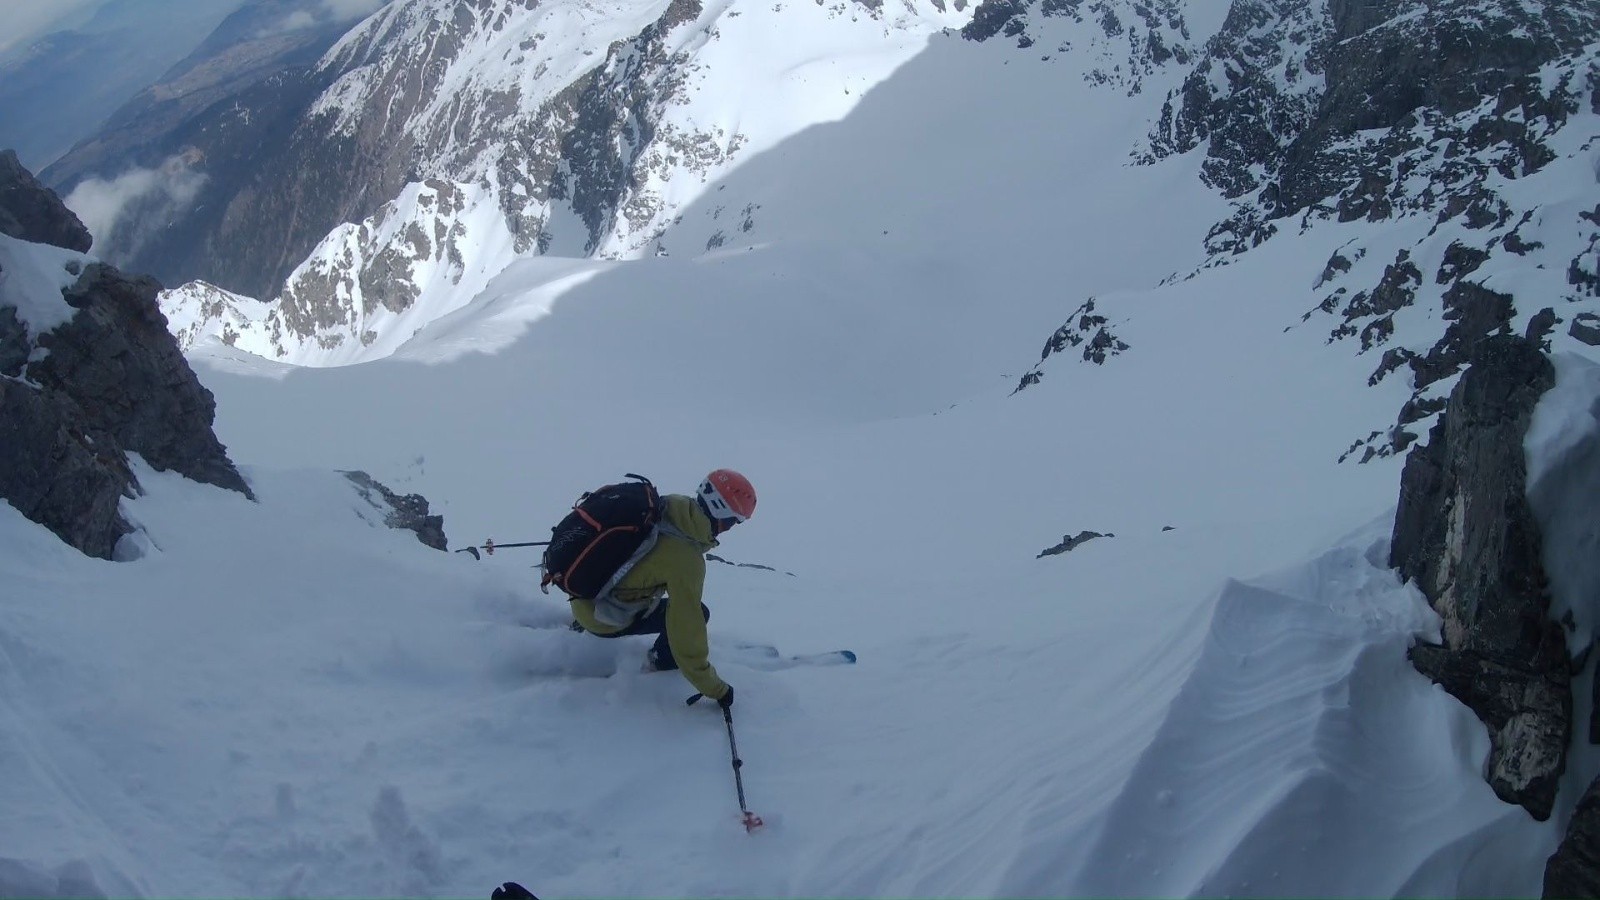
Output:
275,10,320,33
320,0,388,19
254,0,390,39
64,154,208,257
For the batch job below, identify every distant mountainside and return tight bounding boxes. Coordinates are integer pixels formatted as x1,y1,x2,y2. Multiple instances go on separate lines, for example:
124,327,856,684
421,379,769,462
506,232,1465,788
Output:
35,0,394,292
0,0,253,171
41,1,369,189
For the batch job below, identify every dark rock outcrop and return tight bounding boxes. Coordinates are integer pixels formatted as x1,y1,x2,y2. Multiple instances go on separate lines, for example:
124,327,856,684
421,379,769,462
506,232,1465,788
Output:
343,470,447,552
1149,0,1597,227
1391,334,1567,820
1547,778,1600,898
0,375,135,560
0,152,250,559
31,264,251,496
1014,298,1130,393
1038,529,1112,558
0,150,91,252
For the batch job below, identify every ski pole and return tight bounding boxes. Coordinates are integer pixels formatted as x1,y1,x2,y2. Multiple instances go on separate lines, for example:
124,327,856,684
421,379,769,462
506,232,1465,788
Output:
455,538,550,560
687,694,764,832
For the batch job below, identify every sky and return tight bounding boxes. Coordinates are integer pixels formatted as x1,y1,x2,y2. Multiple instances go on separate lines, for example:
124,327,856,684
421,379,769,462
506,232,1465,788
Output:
0,0,100,54
4,0,1600,897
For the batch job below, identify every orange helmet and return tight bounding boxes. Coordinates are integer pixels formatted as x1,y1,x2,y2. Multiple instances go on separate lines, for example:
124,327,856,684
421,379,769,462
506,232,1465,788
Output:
698,469,756,523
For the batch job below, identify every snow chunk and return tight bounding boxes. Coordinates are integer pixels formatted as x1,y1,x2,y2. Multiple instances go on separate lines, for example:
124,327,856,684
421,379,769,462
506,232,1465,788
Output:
1525,352,1600,651
0,233,84,338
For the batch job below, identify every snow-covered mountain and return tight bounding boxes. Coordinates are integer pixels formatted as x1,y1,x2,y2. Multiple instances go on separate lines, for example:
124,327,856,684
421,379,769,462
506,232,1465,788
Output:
176,0,1192,366
157,0,1600,397
155,0,979,361
165,178,515,364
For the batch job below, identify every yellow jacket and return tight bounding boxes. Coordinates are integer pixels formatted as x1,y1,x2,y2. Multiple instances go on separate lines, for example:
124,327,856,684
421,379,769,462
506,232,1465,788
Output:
568,494,728,700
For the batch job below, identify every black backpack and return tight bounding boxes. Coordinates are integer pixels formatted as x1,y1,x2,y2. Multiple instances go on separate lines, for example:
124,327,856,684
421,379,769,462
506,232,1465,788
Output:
540,474,663,599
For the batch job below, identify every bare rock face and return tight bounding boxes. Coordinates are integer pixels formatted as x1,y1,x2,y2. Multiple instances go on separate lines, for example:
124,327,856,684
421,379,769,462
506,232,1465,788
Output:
1037,529,1113,558
1148,0,1596,229
0,151,250,559
1390,334,1567,820
0,374,135,559
0,150,91,252
1013,298,1131,393
33,263,252,496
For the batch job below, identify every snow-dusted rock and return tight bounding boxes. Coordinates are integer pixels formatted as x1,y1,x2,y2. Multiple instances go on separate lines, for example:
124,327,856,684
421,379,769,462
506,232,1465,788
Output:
343,470,448,551
0,157,249,558
1392,334,1568,820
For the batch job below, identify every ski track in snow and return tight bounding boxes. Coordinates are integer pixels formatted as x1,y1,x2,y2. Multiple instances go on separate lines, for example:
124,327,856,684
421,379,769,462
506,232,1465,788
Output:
0,459,1571,897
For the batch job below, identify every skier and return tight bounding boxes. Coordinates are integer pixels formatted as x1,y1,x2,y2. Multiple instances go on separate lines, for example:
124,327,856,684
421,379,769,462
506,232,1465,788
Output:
567,469,757,710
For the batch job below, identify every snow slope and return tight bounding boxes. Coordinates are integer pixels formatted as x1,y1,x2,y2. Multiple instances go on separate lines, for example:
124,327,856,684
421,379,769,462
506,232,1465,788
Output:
5,3,1600,898
5,270,1594,895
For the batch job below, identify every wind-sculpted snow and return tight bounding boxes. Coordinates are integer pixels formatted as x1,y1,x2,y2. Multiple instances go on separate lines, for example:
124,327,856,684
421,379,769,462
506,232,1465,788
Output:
1040,543,1545,897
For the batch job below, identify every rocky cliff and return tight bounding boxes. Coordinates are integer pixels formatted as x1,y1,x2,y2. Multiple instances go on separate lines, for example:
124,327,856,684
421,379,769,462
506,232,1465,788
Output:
0,151,92,253
1391,335,1567,821
1386,335,1600,895
0,151,250,559
1015,0,1599,466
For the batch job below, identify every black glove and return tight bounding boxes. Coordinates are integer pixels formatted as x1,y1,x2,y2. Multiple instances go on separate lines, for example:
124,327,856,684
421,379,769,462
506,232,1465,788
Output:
685,686,736,709
493,882,539,900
